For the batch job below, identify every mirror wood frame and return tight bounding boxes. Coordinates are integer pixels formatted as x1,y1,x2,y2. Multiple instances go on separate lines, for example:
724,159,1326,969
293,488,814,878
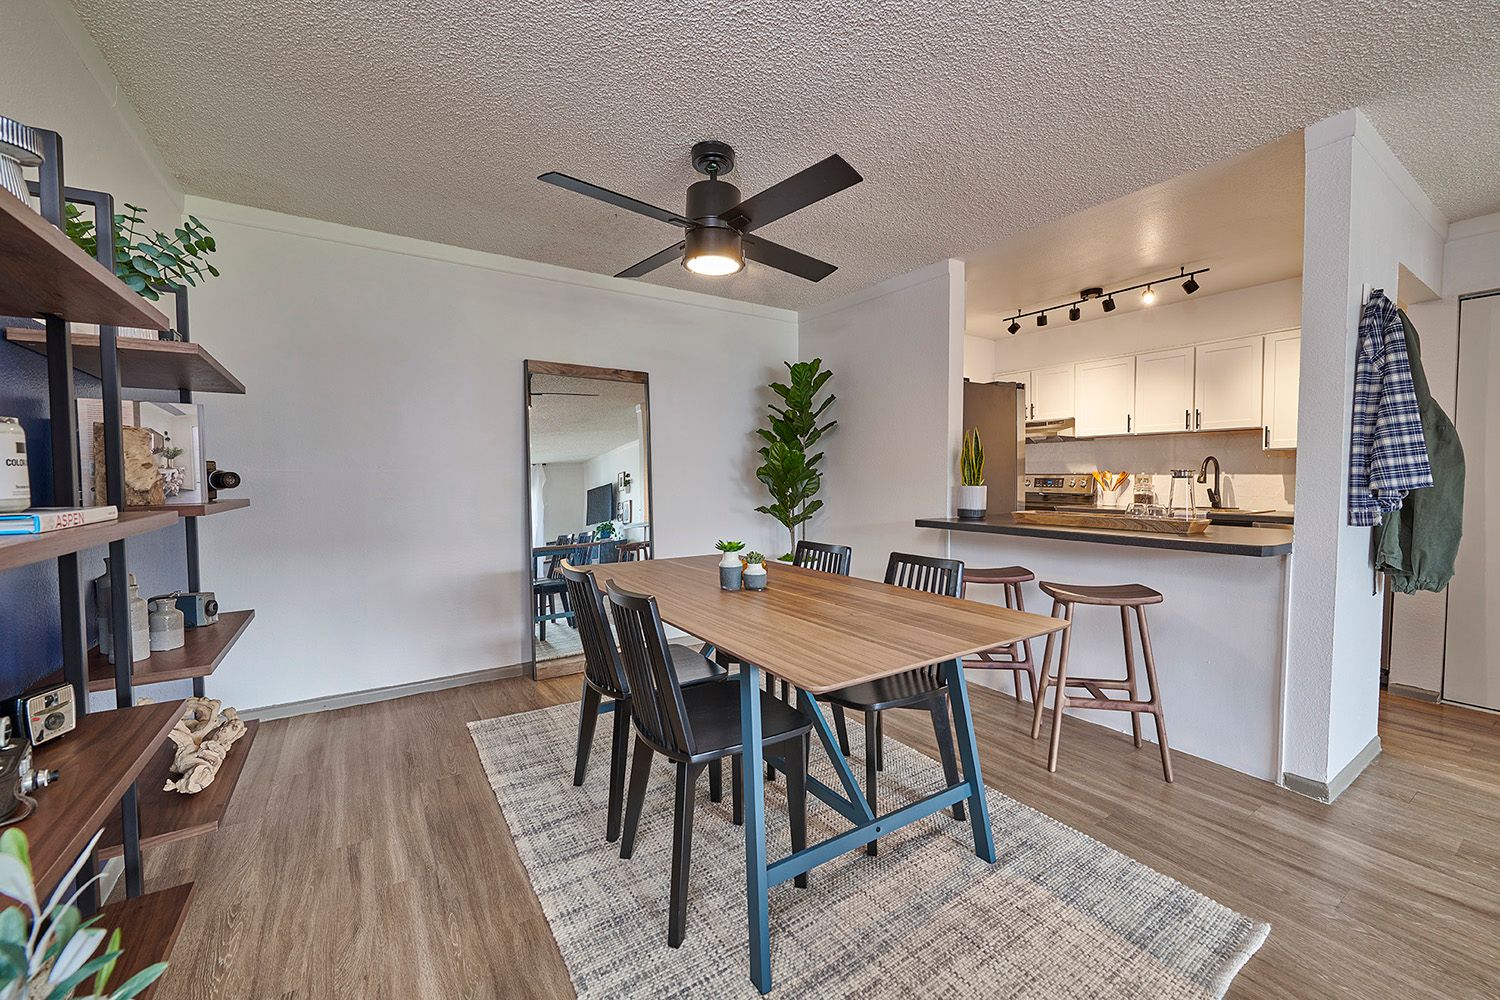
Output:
522,359,655,679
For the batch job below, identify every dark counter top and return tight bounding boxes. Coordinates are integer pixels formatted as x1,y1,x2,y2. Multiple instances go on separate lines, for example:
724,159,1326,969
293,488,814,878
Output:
1205,509,1295,527
916,514,1293,557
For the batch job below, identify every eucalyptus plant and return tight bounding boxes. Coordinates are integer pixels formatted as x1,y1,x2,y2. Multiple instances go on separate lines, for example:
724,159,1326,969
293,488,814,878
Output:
755,359,836,557
65,202,220,302
0,830,167,1000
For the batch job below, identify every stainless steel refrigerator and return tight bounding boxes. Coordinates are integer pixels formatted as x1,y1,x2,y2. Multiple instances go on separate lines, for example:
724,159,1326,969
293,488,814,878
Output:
962,379,1026,516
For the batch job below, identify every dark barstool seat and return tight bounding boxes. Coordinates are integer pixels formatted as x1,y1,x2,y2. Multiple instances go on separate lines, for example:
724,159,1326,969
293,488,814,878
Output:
1037,581,1162,606
965,565,1035,586
961,565,1041,705
1031,578,1173,782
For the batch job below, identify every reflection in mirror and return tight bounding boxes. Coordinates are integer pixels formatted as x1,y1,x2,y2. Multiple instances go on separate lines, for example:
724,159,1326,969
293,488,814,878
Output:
525,364,651,671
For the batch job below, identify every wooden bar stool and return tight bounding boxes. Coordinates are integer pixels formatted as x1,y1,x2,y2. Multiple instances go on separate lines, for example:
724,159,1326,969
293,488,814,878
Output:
1029,581,1174,782
960,566,1039,702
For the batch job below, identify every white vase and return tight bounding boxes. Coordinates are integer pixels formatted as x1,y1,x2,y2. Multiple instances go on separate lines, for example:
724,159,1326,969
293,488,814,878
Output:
956,484,988,520
718,551,743,591
744,565,767,591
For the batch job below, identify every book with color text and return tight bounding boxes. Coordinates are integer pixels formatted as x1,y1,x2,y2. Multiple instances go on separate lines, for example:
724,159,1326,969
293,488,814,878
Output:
0,506,119,535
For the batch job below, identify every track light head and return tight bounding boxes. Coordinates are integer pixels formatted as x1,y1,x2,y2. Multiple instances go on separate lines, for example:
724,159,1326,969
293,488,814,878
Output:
1102,296,1116,312
1007,318,1020,335
1036,312,1048,327
1182,275,1200,295
1068,305,1081,322
1141,285,1156,306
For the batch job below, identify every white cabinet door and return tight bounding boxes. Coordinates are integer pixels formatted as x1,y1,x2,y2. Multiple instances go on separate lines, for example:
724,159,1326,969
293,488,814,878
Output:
1133,347,1195,434
994,370,1031,420
1262,329,1301,449
1030,364,1076,421
1074,356,1136,436
1195,336,1264,431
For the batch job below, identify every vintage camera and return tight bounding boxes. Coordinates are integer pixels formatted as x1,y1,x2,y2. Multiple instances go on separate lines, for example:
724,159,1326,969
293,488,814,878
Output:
205,461,241,502
0,717,59,826
14,683,75,746
173,591,219,627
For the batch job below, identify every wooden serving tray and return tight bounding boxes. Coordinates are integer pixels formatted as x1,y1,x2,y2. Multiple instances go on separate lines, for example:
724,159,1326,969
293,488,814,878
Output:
1011,509,1211,535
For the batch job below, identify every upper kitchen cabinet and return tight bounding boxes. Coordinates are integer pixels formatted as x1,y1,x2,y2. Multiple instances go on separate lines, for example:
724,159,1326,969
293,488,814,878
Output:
1262,328,1301,449
1194,335,1263,431
994,365,1073,422
1133,347,1195,434
1074,356,1135,437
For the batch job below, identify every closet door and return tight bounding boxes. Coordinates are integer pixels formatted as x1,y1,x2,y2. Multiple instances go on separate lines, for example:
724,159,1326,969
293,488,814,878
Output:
1133,347,1195,434
1074,356,1135,437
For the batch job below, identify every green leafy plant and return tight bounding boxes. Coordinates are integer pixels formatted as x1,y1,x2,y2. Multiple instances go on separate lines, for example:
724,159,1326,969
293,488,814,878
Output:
755,359,836,557
0,829,168,1000
714,540,746,554
594,521,616,539
960,428,985,486
65,203,220,303
153,446,183,462
744,551,765,565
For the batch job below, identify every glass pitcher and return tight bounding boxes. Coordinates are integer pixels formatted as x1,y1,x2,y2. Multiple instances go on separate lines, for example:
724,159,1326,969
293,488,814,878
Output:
1167,469,1198,520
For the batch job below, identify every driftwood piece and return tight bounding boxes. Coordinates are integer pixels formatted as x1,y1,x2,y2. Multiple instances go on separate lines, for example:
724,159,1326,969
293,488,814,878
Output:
165,696,247,794
92,422,165,506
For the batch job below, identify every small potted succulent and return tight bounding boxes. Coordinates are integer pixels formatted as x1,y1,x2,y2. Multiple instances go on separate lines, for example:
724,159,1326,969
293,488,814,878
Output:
743,551,768,591
956,428,987,520
716,540,746,590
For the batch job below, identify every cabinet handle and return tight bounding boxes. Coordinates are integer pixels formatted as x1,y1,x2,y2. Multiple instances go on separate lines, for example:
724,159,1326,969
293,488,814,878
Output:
1195,408,1201,430
1127,413,1132,433
1030,402,1035,419
1264,425,1270,448
1185,409,1190,430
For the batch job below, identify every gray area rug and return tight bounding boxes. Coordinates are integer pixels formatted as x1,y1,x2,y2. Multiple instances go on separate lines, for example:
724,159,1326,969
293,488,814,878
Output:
470,702,1268,999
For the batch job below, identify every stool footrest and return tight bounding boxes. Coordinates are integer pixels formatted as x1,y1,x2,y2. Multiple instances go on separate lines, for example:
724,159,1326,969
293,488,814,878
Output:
1056,676,1133,689
1060,696,1157,713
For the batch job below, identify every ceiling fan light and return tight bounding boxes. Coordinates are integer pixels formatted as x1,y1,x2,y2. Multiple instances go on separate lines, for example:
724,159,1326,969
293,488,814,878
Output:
682,225,744,276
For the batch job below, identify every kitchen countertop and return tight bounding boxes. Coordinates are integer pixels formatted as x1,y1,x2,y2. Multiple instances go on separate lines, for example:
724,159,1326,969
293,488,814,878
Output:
1205,509,1294,526
916,513,1294,557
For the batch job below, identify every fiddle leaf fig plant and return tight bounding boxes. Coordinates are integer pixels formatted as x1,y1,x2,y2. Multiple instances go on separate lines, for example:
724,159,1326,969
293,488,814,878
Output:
65,202,220,302
756,359,836,557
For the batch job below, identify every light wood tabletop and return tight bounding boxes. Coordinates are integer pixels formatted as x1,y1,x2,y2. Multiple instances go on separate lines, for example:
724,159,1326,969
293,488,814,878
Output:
592,554,1067,695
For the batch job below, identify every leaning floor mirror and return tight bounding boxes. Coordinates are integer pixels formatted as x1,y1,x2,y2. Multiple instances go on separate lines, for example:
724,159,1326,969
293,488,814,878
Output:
523,361,654,677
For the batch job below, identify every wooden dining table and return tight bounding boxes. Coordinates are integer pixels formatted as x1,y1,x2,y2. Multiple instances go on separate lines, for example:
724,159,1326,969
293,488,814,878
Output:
592,554,1069,994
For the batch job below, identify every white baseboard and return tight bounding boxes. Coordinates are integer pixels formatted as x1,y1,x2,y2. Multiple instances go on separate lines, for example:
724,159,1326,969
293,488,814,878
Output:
241,662,527,721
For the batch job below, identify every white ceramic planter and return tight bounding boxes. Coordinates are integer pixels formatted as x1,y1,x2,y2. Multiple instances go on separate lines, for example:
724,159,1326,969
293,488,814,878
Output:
956,484,988,520
719,551,744,591
744,565,767,591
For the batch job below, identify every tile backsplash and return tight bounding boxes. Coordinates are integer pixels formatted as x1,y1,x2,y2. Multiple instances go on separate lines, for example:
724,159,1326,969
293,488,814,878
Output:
1026,429,1295,511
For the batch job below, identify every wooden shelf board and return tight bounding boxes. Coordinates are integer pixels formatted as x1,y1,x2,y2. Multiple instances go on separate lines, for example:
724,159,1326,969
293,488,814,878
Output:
126,498,250,518
4,327,245,394
71,610,255,693
0,190,171,329
0,510,178,574
99,720,260,859
16,701,184,897
97,882,196,1000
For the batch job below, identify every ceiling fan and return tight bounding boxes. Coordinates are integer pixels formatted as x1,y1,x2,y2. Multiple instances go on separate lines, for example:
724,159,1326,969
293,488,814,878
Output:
539,141,862,282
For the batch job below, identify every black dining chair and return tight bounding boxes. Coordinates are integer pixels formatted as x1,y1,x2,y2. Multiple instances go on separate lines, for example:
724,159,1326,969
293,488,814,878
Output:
608,579,812,948
561,562,730,842
819,551,967,856
793,539,853,576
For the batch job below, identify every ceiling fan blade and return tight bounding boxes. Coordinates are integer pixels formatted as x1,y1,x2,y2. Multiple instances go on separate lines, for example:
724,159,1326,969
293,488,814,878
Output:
741,234,837,282
721,154,862,233
616,240,687,278
538,172,693,228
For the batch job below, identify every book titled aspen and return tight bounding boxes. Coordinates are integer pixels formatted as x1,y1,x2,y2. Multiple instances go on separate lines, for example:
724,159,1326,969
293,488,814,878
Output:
0,505,119,535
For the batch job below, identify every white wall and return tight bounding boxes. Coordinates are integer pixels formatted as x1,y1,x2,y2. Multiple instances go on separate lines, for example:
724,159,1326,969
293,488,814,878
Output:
1284,110,1446,787
583,438,643,529
537,462,586,541
962,335,995,383
1387,212,1500,694
797,260,966,579
187,200,796,710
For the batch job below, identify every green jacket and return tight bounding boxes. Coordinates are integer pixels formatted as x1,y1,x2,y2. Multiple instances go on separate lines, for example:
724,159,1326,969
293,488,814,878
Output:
1375,310,1465,593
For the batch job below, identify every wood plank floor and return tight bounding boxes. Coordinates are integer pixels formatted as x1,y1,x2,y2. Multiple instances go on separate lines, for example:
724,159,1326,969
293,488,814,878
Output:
138,665,1500,999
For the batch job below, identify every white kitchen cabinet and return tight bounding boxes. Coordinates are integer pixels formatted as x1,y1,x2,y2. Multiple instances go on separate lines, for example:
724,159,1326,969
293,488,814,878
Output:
1262,329,1301,449
1194,335,1264,431
1133,347,1195,434
993,369,1031,419
1030,364,1075,422
1074,356,1136,437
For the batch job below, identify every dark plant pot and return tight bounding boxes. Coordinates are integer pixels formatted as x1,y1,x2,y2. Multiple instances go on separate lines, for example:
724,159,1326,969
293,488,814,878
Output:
720,563,743,591
745,569,767,591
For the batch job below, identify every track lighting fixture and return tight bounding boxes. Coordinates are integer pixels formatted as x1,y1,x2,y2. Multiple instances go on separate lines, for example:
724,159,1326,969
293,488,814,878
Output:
1003,267,1206,332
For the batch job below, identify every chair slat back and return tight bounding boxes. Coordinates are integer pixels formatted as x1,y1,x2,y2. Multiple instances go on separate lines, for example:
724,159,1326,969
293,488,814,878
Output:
559,562,628,700
885,551,964,683
793,540,853,576
606,581,694,757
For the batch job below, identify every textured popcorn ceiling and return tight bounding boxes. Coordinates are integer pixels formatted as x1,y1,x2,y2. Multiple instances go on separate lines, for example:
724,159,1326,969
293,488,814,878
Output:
70,0,1500,311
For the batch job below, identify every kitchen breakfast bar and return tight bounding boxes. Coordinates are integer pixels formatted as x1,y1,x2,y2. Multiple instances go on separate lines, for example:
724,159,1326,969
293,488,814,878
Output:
918,514,1295,782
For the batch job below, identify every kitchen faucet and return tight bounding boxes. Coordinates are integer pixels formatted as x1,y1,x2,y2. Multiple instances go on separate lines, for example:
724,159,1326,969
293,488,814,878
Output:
1197,455,1223,509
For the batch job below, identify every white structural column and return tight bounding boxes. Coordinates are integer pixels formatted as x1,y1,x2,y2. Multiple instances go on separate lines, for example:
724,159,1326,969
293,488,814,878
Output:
797,260,967,580
1282,110,1447,797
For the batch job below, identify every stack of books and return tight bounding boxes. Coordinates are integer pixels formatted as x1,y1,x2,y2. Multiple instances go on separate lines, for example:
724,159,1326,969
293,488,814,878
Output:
0,506,119,535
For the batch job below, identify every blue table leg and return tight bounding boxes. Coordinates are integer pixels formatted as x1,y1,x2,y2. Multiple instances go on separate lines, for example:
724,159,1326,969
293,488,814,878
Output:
797,690,873,821
942,658,997,864
740,661,772,993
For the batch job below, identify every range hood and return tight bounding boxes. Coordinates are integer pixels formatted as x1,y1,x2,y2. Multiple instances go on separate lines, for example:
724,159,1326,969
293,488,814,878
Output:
1025,417,1077,443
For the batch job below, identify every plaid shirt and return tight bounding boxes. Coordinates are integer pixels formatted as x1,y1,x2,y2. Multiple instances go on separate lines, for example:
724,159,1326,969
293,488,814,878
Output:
1348,289,1433,526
